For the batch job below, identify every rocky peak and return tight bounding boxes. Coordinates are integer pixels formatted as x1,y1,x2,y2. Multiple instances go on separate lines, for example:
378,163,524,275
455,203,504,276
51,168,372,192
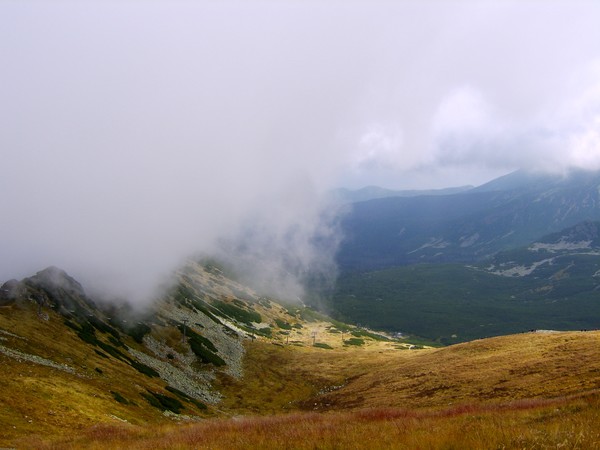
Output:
0,279,22,305
26,266,86,297
20,266,97,316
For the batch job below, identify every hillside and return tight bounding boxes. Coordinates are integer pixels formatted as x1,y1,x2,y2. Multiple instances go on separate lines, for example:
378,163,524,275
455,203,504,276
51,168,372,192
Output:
0,263,400,446
331,221,600,343
310,331,600,410
2,264,600,448
337,169,600,271
332,185,473,203
10,328,600,448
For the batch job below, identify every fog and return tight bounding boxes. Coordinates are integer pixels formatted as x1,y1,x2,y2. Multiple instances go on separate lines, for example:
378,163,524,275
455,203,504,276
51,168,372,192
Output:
1,1,600,301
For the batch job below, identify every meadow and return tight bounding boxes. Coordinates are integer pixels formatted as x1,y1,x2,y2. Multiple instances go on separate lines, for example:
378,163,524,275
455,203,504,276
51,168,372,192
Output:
20,393,600,449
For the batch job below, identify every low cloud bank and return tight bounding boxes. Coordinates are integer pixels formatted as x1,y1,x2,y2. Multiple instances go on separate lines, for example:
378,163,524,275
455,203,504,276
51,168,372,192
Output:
3,1,600,301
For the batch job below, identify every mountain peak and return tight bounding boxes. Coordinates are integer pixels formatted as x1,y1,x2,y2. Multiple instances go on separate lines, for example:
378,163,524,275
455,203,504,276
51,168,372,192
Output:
28,266,85,297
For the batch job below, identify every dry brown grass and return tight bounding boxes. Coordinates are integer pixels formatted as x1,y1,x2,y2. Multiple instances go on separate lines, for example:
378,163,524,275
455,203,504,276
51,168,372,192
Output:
4,298,600,449
21,393,600,449
311,331,600,411
0,303,176,446
216,331,600,415
215,331,407,414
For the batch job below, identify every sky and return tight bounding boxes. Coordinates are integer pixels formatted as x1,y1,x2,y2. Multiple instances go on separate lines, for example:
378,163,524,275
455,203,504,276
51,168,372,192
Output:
2,0,600,301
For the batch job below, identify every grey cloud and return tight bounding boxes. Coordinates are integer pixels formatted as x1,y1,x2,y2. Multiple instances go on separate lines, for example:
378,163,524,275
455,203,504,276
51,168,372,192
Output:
2,1,600,299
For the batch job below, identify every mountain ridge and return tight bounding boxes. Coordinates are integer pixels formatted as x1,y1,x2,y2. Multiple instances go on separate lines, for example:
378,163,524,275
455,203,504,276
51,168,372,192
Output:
0,261,406,445
332,184,474,203
2,261,600,448
337,169,600,272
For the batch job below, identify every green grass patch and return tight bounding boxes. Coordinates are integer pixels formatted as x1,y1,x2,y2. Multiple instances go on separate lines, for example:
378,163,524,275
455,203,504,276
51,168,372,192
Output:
87,316,121,340
130,360,160,378
94,349,109,359
254,326,272,337
258,298,272,309
313,342,333,350
212,300,261,325
351,329,391,341
111,391,130,405
181,325,226,367
141,391,184,414
298,307,329,323
165,386,208,410
275,319,292,330
344,338,365,346
126,322,152,344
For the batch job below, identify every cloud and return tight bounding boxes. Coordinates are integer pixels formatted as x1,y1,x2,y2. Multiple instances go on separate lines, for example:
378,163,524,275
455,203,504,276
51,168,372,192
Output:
214,182,345,302
0,1,359,302
335,1,600,188
431,86,500,164
429,62,600,174
352,122,405,170
2,0,600,299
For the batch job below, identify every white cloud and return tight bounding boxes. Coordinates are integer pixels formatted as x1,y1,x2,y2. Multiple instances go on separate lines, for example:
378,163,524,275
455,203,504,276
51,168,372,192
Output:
2,0,600,296
354,122,405,170
426,59,600,175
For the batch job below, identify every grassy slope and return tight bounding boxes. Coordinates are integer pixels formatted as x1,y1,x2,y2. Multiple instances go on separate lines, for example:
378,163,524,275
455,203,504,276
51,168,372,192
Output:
3,269,600,448
22,396,600,449
0,302,179,445
214,331,600,414
313,331,600,410
17,331,600,449
0,292,401,446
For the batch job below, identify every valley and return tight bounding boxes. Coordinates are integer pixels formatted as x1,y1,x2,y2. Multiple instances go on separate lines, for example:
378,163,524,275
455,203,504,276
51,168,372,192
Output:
3,170,600,448
2,260,600,448
4,1,600,447
328,171,600,343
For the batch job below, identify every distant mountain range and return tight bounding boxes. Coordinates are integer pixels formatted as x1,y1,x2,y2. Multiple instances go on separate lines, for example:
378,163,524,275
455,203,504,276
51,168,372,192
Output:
332,185,473,203
324,170,600,342
337,170,600,272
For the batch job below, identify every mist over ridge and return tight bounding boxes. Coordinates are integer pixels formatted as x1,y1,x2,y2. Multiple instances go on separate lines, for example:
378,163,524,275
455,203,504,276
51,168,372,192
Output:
2,1,600,303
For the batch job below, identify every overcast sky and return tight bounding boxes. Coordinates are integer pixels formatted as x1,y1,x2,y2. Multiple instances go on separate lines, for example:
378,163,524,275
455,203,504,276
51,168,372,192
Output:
2,1,600,299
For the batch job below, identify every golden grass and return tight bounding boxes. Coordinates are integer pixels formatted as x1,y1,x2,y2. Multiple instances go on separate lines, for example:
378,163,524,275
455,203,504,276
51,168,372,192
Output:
4,299,600,449
21,393,600,449
215,335,403,414
0,303,177,446
302,331,600,411
217,331,600,415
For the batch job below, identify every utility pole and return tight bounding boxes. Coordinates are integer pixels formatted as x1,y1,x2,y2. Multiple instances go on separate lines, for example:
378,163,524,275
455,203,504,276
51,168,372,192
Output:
182,318,189,343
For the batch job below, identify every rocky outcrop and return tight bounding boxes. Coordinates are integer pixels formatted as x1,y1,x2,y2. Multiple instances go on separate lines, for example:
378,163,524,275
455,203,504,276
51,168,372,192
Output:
0,279,22,305
20,266,98,316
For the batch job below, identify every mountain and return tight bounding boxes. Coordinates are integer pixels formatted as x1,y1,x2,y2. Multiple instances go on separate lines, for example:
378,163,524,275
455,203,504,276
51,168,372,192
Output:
331,221,600,343
484,219,600,276
3,264,600,448
4,171,600,447
0,262,402,444
337,169,600,271
332,184,473,203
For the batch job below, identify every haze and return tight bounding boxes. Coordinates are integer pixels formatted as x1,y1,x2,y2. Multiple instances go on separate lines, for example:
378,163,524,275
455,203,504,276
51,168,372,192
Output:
2,1,600,301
